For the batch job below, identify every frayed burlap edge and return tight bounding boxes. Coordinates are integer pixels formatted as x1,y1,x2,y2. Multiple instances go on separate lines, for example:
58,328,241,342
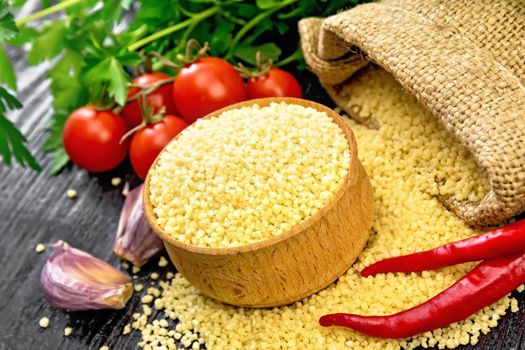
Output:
299,3,525,226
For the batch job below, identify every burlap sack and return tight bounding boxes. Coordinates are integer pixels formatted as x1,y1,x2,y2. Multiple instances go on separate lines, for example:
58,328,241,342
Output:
299,0,525,226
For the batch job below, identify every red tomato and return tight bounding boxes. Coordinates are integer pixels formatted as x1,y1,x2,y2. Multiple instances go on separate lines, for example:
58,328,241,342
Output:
63,106,129,172
130,115,189,179
173,57,246,123
247,68,302,99
122,72,176,128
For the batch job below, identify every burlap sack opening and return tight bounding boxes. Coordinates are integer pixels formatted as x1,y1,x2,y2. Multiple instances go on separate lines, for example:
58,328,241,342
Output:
299,0,525,226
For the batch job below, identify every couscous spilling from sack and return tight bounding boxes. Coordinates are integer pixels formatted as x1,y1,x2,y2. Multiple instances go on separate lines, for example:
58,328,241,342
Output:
148,102,351,248
131,68,522,350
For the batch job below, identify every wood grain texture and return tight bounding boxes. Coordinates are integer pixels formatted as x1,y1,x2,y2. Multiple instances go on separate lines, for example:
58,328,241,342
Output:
0,2,524,348
144,98,374,307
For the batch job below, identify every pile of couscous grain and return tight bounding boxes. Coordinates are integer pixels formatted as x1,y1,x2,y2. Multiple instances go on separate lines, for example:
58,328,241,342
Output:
149,102,351,248
134,67,521,350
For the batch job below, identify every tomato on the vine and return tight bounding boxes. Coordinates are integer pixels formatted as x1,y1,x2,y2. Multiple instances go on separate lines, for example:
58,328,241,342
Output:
247,68,302,99
130,115,189,179
122,72,176,128
173,57,246,124
63,106,129,172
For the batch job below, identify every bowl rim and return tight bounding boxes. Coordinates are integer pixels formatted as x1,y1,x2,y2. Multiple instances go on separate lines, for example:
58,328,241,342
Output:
143,97,359,256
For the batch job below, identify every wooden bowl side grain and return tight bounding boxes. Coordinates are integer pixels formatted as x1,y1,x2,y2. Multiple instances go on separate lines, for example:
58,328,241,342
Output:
144,97,374,308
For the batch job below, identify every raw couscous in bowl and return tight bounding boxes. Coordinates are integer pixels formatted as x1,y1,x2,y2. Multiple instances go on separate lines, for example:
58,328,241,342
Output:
143,97,374,308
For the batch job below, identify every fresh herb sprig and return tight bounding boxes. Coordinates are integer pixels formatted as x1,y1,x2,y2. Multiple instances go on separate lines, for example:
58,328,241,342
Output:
1,0,359,173
0,0,40,169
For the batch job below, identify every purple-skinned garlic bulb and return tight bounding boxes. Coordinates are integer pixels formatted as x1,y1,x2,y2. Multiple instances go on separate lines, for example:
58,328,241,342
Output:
41,241,132,310
113,184,164,266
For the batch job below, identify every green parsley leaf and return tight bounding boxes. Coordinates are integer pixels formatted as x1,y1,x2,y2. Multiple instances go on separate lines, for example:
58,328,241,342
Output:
42,111,69,174
48,50,86,111
11,0,27,9
11,0,28,8
43,111,67,152
0,85,21,111
49,145,69,175
0,0,18,42
27,20,67,65
233,43,281,65
209,22,234,56
233,4,259,18
256,0,282,10
121,0,133,11
0,46,16,90
85,56,130,105
6,25,38,46
115,51,142,66
0,88,40,169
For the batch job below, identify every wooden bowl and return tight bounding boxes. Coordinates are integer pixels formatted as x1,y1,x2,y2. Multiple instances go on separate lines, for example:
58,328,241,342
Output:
144,97,374,308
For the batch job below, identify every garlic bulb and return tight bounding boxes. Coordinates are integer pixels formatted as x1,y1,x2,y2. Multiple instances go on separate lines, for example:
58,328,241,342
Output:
40,241,132,310
113,184,164,266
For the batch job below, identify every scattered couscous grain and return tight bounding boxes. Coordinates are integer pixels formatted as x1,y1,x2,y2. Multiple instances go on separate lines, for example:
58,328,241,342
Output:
100,346,109,350
66,189,77,199
136,68,520,349
35,243,46,253
132,265,140,274
123,324,131,335
166,272,174,279
111,177,122,186
143,305,152,316
511,299,519,313
121,261,129,270
154,298,164,310
141,295,153,304
148,287,161,297
134,284,144,292
149,102,351,248
150,272,160,280
64,326,73,336
38,317,49,329
158,256,169,267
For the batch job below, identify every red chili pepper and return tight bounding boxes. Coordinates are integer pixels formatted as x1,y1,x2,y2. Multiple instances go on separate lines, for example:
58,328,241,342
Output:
361,218,525,277
320,250,525,338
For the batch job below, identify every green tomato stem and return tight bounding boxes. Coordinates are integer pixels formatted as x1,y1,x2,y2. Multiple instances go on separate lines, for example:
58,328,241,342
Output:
15,0,83,26
127,6,219,52
225,0,298,60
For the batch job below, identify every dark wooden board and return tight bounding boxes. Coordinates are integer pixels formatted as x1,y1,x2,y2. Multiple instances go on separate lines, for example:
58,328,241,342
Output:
1,3,524,350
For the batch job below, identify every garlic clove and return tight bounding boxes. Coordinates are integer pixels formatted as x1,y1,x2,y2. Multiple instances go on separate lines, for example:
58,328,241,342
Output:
113,184,164,266
41,241,132,310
